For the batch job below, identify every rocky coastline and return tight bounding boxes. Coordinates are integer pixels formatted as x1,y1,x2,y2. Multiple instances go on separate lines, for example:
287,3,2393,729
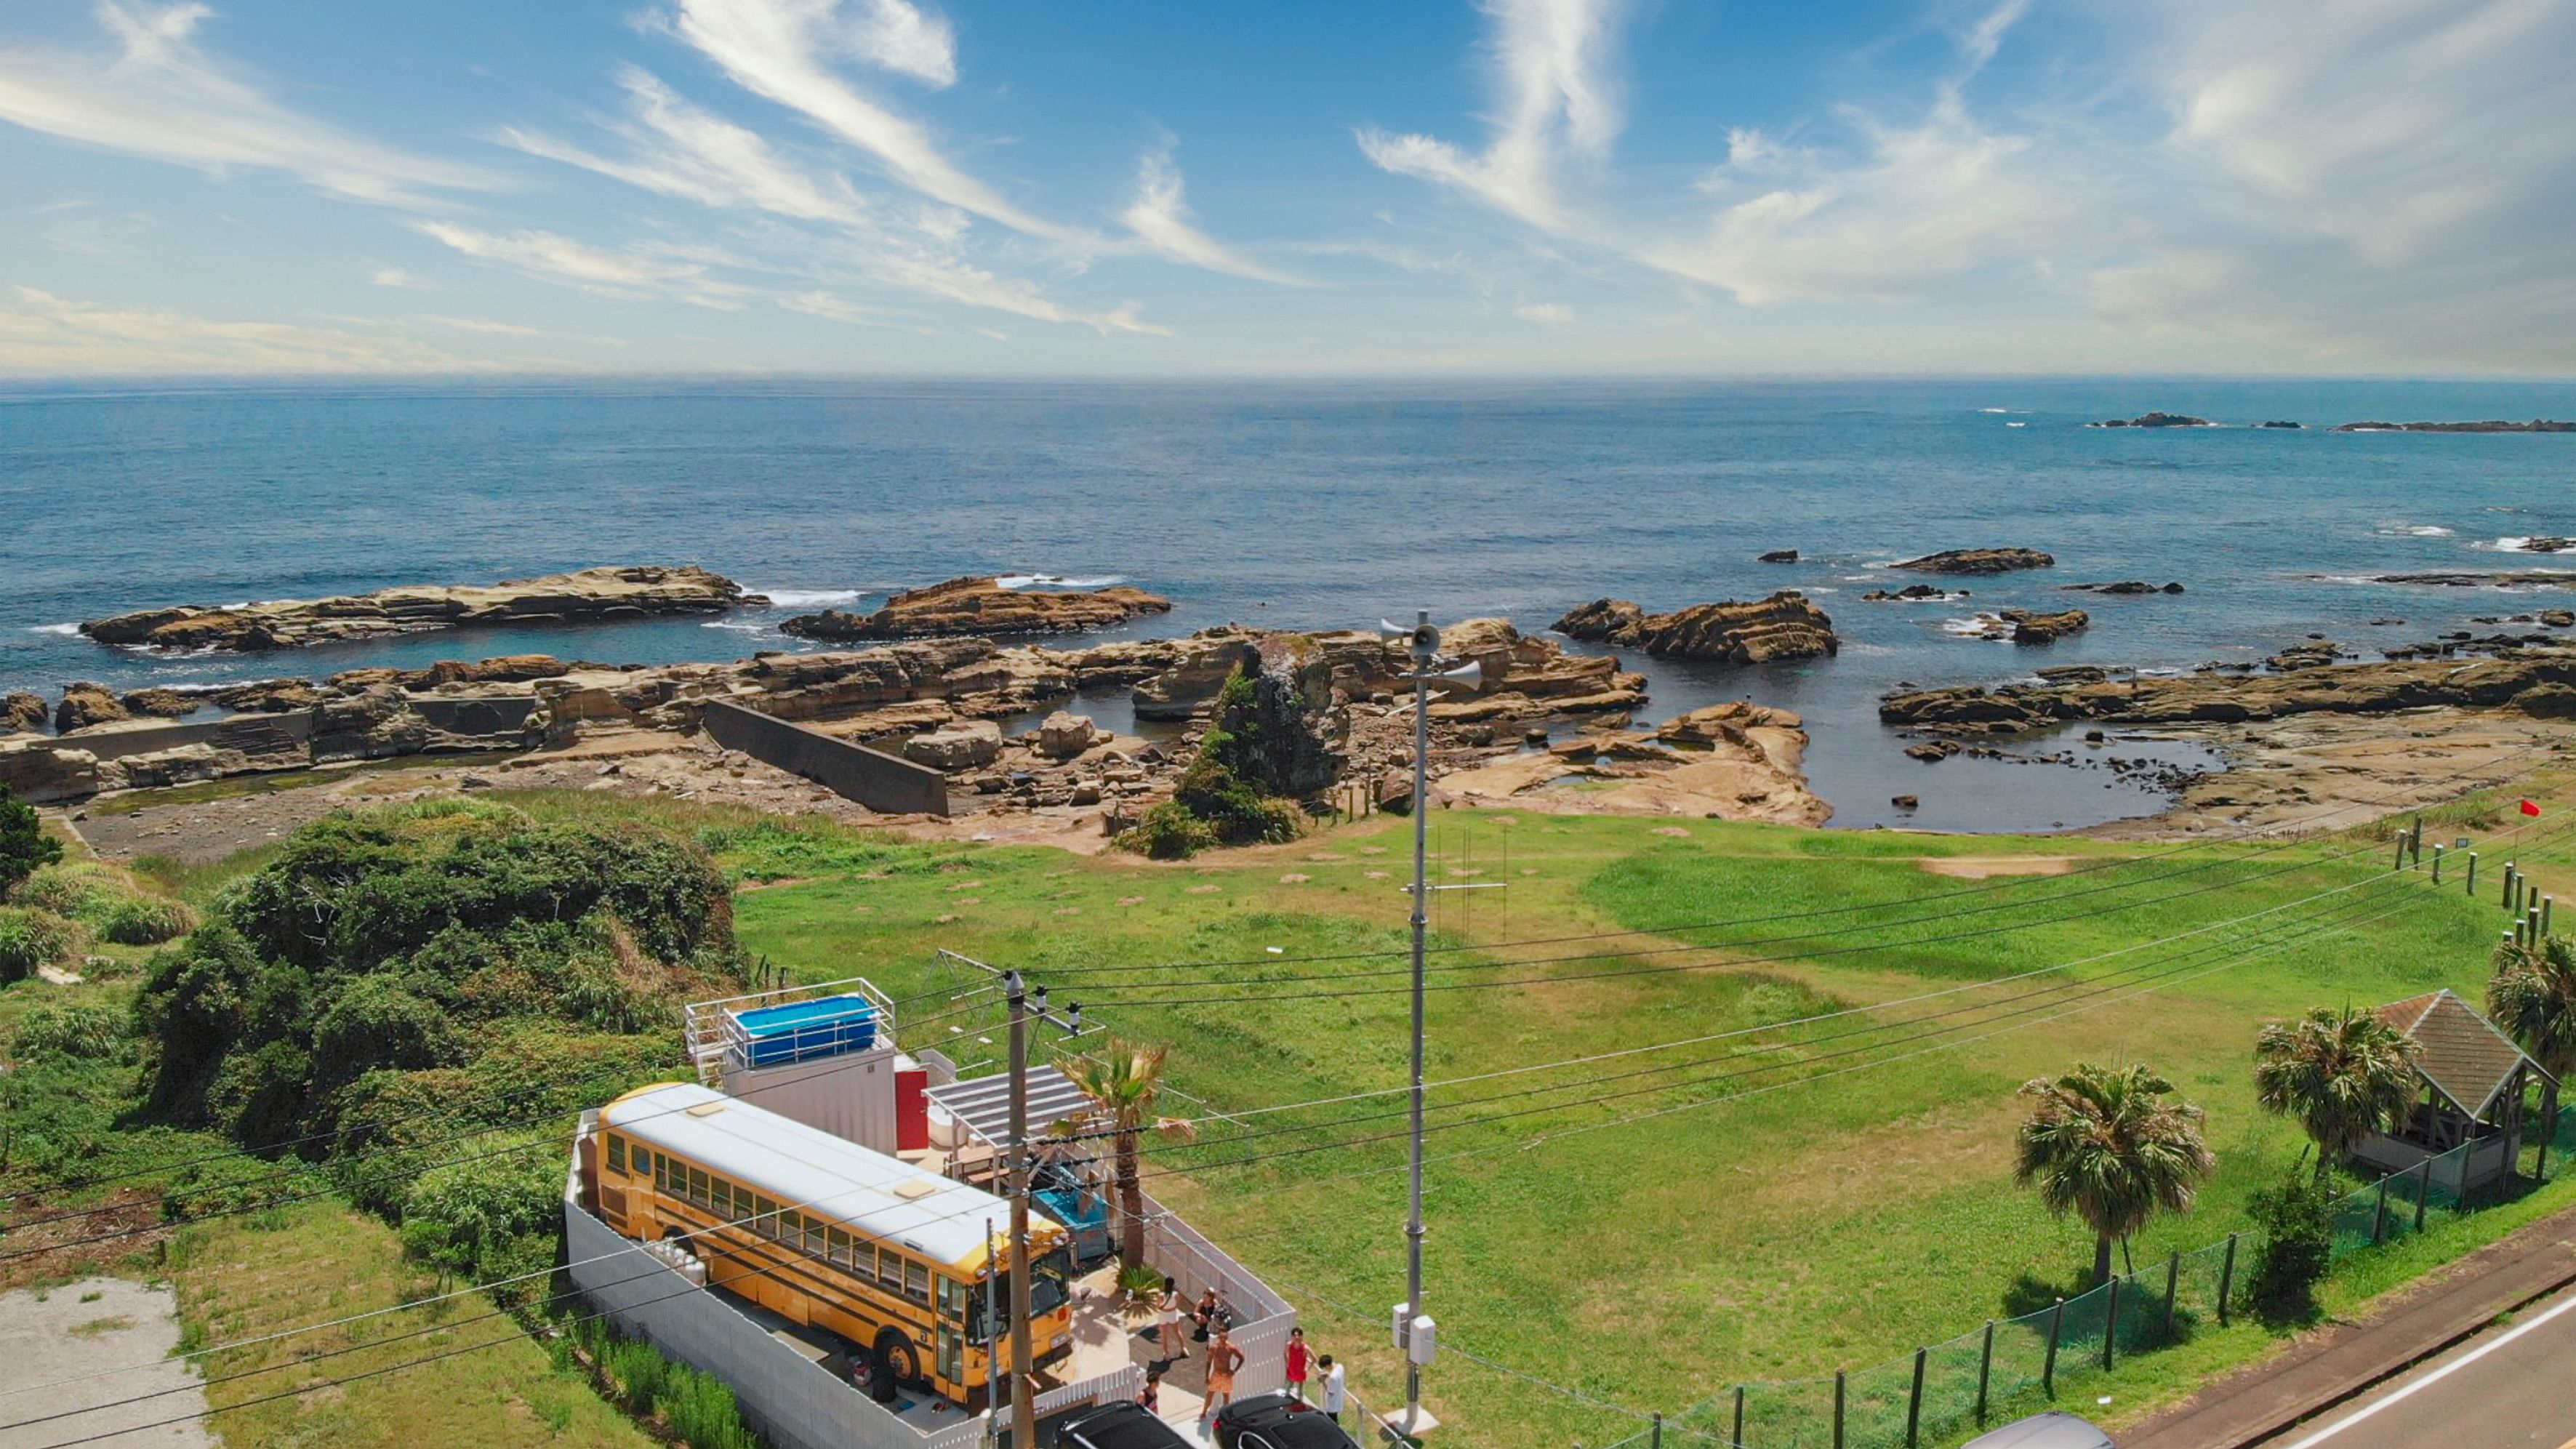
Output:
79,566,755,651
1551,591,1838,663
778,574,1171,641
2332,419,2575,433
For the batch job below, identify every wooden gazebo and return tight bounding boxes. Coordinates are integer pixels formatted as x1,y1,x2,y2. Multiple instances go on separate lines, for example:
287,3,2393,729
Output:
2352,989,2561,1195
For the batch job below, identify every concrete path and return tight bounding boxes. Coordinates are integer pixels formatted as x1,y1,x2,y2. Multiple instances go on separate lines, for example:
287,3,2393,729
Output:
0,1277,211,1449
2121,1203,2576,1449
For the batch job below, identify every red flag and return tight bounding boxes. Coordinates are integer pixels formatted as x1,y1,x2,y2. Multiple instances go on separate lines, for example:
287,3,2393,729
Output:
2523,799,2543,817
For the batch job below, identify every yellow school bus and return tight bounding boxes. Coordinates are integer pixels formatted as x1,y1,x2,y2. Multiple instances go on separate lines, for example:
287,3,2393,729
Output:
587,1080,1074,1405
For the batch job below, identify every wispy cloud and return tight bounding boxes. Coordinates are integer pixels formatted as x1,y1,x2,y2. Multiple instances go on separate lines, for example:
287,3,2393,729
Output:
659,0,1072,238
1357,0,1627,230
420,314,542,336
0,1,494,207
410,221,755,309
1514,301,1573,324
500,67,872,228
371,266,433,289
36,200,158,260
1120,150,1309,286
0,286,486,373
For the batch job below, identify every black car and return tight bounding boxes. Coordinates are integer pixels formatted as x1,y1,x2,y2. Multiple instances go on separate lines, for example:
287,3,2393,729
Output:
1054,1399,1195,1449
1211,1392,1363,1449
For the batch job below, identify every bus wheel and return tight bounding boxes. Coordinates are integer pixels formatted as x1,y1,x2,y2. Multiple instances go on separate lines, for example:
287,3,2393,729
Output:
875,1328,922,1387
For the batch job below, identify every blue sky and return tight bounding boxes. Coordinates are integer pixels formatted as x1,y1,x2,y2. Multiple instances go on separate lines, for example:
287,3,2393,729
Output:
1,0,2569,375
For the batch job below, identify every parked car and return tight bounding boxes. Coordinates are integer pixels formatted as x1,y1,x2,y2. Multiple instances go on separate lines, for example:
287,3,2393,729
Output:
1054,1399,1195,1449
1959,1411,2115,1448
1212,1392,1364,1449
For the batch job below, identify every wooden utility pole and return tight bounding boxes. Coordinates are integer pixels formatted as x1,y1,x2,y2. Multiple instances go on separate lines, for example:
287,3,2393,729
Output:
1005,974,1036,1448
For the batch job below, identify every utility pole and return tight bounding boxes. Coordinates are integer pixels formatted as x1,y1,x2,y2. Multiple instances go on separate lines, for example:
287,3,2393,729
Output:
1405,609,1433,1429
1004,972,1037,1449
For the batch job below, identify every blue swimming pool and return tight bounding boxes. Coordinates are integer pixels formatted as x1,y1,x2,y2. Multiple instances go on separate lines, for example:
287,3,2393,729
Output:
731,995,878,1067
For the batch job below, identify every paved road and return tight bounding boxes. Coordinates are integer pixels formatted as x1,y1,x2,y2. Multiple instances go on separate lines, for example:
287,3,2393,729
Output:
0,1276,210,1449
2265,1283,2576,1449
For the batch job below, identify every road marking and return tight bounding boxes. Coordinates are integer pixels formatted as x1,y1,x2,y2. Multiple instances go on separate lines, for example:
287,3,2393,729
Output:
2279,1288,2576,1447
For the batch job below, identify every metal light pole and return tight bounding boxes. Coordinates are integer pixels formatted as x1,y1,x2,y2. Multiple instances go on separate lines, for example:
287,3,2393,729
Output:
1004,973,1037,1449
1404,609,1434,1428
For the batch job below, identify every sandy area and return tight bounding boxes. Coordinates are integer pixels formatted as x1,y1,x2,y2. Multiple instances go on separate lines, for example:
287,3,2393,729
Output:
2085,707,2565,840
0,1277,210,1449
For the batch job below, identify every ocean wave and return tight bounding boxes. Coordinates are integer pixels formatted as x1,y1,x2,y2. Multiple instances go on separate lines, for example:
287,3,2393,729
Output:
1978,407,2010,414
753,587,866,609
2375,523,2454,537
1938,617,1999,638
702,619,774,633
27,622,79,635
2314,574,2391,586
2005,422,2029,428
997,574,1124,590
1802,586,1837,594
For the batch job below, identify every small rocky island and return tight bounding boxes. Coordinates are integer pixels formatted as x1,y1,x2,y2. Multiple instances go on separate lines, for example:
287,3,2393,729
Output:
1890,548,2055,574
779,574,1172,641
80,566,758,651
2090,413,2212,428
1553,590,1838,663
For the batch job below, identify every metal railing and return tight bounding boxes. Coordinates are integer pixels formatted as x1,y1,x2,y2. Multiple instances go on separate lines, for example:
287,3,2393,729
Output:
683,974,897,1085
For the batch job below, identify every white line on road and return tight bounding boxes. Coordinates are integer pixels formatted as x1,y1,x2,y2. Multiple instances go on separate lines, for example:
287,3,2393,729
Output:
2277,1288,2576,1448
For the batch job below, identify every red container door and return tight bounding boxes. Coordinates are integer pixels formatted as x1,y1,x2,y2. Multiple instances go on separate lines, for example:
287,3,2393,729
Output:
896,1068,929,1152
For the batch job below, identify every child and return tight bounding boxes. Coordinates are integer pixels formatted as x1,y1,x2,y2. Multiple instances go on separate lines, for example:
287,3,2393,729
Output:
1284,1326,1312,1402
1319,1354,1346,1425
1140,1368,1163,1415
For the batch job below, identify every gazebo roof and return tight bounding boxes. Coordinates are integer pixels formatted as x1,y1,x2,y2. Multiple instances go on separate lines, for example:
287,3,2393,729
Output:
2375,989,2552,1120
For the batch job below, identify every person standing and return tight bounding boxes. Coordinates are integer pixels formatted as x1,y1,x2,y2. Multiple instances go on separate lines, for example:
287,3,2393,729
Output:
1199,1326,1244,1430
1283,1326,1312,1402
1155,1278,1187,1360
1318,1354,1346,1426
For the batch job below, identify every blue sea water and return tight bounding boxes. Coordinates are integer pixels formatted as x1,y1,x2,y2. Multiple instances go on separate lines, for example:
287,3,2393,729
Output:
5,377,2574,831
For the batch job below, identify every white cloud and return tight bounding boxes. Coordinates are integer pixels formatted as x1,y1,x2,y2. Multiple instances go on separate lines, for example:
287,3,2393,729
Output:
0,286,486,373
1357,0,1627,230
1514,302,1573,324
660,0,1071,238
36,201,157,260
500,68,871,228
1120,151,1309,285
420,315,542,337
0,1,494,207
371,267,432,289
411,221,755,310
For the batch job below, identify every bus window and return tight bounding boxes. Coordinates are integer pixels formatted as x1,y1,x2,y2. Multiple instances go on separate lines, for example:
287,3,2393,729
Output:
782,1211,804,1248
606,1136,625,1175
937,1276,968,1323
904,1259,931,1304
827,1226,851,1268
712,1179,732,1216
755,1197,777,1235
689,1168,707,1205
872,1246,899,1288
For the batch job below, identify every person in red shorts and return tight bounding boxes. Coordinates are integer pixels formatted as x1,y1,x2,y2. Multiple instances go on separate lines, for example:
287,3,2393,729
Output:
1284,1326,1312,1402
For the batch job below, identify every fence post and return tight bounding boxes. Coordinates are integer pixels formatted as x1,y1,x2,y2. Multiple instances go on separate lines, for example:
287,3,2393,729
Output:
2394,836,2407,870
2412,817,2423,862
2433,845,2444,883
1652,1412,1664,1449
2371,1177,2390,1245
1833,1371,1846,1449
2042,1298,2065,1397
1733,1386,1746,1449
1906,1347,1927,1448
2547,895,2555,937
2467,851,2477,894
2163,1251,2181,1339
1976,1320,1994,1425
2218,1233,2238,1325
2414,1155,2433,1233
2103,1276,2121,1370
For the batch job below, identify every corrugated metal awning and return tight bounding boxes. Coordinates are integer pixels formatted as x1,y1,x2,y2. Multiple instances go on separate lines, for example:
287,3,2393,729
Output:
928,1067,1100,1149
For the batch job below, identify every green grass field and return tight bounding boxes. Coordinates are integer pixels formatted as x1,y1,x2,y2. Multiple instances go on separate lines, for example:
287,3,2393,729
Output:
12,774,2576,1449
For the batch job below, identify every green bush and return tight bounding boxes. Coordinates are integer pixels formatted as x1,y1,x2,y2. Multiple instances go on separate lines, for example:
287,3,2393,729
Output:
2246,1165,2338,1325
96,894,197,945
10,1003,127,1061
0,907,81,983
398,1145,564,1300
570,1317,762,1449
12,862,116,917
0,782,60,898
1118,801,1219,859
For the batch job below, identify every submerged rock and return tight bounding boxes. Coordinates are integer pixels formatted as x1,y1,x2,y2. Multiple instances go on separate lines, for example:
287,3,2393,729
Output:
1757,548,1800,563
782,574,1171,641
2063,580,2185,595
1864,584,1959,602
81,565,758,651
1890,548,2055,574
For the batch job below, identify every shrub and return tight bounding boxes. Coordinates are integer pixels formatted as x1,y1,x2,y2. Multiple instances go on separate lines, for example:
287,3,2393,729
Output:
2246,1165,2339,1325
0,907,81,984
1118,802,1219,859
12,862,116,918
571,1317,761,1449
0,783,60,898
398,1146,564,1300
96,894,197,946
10,1003,127,1061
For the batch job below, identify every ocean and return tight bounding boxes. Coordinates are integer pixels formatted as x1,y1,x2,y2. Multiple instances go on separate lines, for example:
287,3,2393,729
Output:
6,376,2574,832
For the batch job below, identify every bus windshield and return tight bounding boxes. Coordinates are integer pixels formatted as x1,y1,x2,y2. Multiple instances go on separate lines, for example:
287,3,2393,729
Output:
968,1246,1074,1340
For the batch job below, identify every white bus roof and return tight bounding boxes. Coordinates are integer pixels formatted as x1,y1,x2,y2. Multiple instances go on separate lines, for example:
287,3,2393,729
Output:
603,1080,1046,1270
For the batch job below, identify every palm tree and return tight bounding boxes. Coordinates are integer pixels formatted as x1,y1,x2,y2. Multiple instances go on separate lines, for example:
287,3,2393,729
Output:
2015,1063,2216,1285
2490,935,2576,1079
2254,1006,2422,1179
1057,1037,1197,1277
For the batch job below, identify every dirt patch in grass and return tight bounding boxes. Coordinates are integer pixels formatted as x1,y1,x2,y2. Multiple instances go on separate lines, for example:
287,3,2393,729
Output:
1917,855,2079,879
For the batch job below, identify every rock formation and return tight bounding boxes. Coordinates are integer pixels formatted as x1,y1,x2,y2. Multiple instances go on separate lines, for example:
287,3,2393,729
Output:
1552,592,1837,664
81,566,757,651
2332,420,2576,433
2006,609,2089,643
2370,571,2576,589
55,683,127,733
1880,650,2576,734
120,689,205,718
2257,420,2303,429
2062,581,2185,595
1758,549,1799,563
1036,711,1106,758
1890,548,2055,574
780,576,1171,641
1436,702,1828,826
1863,585,1961,602
902,721,1003,771
2090,413,2212,428
3,691,46,734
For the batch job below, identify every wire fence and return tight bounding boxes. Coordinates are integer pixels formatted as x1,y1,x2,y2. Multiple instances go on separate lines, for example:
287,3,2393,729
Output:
1583,1106,2571,1449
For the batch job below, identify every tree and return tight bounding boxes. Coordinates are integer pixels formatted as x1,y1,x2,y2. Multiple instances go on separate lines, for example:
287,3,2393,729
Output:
1056,1038,1196,1276
2490,935,2576,1079
0,783,62,898
2254,1006,2422,1179
2015,1062,2215,1285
